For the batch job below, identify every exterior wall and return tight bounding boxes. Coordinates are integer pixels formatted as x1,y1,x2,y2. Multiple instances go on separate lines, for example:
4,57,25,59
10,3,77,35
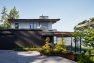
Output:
0,30,43,50
11,21,52,30
0,29,55,50
0,29,73,50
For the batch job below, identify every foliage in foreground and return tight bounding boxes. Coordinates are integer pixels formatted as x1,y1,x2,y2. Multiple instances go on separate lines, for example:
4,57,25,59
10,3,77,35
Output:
54,38,66,54
40,37,67,56
41,37,52,55
77,51,94,63
74,17,94,48
73,27,94,48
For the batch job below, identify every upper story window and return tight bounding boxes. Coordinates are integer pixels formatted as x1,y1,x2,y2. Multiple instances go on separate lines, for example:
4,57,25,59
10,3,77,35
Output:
30,22,40,29
34,22,37,29
15,22,19,29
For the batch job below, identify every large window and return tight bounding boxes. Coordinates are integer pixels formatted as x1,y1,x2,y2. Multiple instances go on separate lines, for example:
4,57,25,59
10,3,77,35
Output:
15,22,19,29
34,22,37,29
30,22,40,29
37,22,40,28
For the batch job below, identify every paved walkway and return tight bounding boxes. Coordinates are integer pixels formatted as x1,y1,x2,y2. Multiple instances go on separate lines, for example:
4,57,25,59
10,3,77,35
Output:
0,50,77,63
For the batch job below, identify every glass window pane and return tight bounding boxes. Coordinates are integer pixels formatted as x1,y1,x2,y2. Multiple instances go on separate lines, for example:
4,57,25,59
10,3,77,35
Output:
34,22,37,29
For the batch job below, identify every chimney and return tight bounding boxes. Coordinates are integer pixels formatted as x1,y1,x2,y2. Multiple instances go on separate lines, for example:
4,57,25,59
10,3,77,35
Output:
39,15,49,19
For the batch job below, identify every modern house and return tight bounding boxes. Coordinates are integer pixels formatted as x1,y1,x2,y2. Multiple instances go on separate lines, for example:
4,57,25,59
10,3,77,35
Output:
10,16,59,31
0,16,74,49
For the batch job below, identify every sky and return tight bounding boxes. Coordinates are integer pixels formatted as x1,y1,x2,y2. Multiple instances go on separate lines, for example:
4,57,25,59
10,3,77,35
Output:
0,0,94,32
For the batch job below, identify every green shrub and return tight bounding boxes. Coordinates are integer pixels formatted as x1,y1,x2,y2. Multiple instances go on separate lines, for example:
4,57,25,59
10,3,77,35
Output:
77,52,93,63
54,38,66,54
40,37,67,56
91,49,94,54
40,37,52,55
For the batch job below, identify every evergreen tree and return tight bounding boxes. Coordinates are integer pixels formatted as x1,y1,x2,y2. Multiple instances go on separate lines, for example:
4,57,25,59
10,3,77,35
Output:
1,6,8,23
0,6,19,29
0,6,8,29
8,6,19,19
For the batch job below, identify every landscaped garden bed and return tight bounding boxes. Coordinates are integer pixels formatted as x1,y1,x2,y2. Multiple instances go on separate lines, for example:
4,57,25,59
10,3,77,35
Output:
38,37,75,61
13,37,94,63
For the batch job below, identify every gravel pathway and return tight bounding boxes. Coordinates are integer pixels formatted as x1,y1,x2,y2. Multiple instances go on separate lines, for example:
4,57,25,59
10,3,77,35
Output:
0,50,77,63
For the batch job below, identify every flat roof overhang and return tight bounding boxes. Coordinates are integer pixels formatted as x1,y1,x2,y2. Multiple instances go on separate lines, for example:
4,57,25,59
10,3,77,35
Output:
41,32,73,37
54,32,73,37
41,32,54,36
8,19,60,23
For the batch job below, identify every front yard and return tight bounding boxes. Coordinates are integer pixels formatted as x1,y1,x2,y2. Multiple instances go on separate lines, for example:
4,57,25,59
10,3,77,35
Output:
13,37,94,63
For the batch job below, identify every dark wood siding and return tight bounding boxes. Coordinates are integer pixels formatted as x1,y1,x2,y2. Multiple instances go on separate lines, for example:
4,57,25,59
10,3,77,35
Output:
0,29,43,50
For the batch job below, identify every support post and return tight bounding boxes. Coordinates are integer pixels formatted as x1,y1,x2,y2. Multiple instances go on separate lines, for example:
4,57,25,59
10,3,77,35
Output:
74,37,77,61
74,37,77,53
80,36,81,53
71,37,73,52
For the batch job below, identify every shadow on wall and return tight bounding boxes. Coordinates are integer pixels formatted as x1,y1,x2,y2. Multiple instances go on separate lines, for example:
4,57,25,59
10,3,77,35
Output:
0,29,43,50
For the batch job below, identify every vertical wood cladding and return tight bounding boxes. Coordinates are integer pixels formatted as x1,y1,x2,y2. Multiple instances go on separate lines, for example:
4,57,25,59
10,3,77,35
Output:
0,29,43,50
